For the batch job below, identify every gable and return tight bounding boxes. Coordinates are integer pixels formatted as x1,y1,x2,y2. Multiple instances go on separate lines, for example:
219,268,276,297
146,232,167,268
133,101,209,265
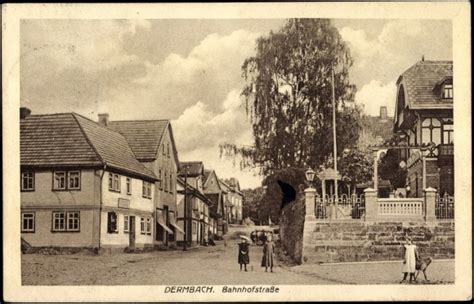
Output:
157,123,179,166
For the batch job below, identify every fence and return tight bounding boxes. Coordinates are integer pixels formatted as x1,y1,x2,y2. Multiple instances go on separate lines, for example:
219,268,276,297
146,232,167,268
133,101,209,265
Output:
314,194,365,219
377,198,424,220
307,187,454,222
435,193,454,219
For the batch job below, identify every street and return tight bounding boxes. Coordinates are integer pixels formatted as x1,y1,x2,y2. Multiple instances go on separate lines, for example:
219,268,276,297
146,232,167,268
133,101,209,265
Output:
21,231,454,285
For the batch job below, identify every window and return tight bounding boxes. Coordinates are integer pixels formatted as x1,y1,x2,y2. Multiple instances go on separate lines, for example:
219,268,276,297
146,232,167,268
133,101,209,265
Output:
52,212,66,231
443,84,453,99
140,217,146,234
67,212,80,231
107,212,118,233
158,169,163,190
53,171,67,190
108,173,121,192
167,143,170,157
162,144,166,155
146,218,152,235
126,177,132,195
169,173,173,194
52,211,80,232
21,172,35,191
68,171,80,190
124,215,130,233
443,123,454,144
142,181,152,198
421,118,442,156
164,170,168,192
21,212,35,232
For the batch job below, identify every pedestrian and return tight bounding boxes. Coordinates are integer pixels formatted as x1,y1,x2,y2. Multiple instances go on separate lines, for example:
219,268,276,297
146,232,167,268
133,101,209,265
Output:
261,235,274,272
238,237,250,272
400,236,419,284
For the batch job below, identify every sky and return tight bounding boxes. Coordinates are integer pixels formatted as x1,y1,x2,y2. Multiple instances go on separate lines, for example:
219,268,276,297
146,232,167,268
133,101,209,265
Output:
20,19,452,189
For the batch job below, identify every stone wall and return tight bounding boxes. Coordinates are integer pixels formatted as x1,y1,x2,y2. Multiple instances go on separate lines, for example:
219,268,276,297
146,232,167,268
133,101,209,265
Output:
279,195,305,264
302,221,454,264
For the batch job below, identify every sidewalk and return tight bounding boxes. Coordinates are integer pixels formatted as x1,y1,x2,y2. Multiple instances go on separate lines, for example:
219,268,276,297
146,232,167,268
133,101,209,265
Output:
288,259,455,285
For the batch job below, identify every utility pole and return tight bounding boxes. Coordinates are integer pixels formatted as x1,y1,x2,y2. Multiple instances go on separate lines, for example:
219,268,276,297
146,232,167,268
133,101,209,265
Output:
331,68,339,203
183,166,189,251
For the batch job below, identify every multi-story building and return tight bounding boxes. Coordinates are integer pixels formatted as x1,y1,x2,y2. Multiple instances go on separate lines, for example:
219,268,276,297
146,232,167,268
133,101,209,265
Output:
107,117,180,249
177,161,212,247
203,169,227,237
393,59,454,197
219,178,244,224
20,110,158,251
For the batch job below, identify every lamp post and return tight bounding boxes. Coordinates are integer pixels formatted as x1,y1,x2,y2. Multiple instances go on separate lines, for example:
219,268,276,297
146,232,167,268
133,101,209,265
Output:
304,168,316,220
331,69,338,202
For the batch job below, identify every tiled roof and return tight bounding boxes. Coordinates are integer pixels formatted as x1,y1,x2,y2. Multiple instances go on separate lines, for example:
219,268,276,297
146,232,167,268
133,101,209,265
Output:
20,113,157,180
108,120,169,161
399,60,453,109
20,113,102,167
179,161,204,177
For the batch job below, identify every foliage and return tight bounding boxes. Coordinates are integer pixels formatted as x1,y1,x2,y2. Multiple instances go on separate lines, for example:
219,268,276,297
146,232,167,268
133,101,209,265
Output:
379,135,408,189
220,19,360,176
338,149,373,187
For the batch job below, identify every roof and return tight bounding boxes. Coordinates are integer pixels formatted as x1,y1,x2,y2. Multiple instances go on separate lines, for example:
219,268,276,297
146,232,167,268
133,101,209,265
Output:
108,120,177,161
360,115,394,142
397,60,453,109
177,177,213,206
20,113,157,180
179,161,204,177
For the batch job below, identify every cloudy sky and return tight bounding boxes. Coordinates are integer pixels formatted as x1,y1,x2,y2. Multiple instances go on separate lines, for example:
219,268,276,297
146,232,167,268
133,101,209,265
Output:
20,19,452,189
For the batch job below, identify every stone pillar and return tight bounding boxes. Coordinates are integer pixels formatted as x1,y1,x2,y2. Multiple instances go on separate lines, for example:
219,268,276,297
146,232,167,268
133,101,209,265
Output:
424,187,437,222
304,187,316,221
364,188,378,221
373,155,378,193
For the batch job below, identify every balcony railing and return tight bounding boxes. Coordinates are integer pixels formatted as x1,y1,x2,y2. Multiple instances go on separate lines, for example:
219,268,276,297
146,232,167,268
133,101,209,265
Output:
438,144,454,156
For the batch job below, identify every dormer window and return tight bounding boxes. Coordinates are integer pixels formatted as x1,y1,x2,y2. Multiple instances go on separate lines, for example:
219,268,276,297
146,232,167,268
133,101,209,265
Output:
443,83,453,99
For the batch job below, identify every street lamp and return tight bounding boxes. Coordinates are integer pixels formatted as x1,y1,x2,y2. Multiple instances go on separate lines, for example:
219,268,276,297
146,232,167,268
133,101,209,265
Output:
305,168,316,185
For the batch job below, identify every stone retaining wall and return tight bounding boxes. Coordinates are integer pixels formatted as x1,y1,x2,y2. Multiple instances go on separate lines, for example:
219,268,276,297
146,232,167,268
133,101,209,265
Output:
302,221,454,264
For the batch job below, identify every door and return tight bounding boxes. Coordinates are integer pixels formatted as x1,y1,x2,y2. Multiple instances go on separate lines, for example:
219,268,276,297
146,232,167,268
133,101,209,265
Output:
129,216,136,250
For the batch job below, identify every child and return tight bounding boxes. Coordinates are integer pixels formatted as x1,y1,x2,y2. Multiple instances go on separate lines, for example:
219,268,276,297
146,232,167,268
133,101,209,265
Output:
238,238,250,272
261,235,274,273
400,236,419,284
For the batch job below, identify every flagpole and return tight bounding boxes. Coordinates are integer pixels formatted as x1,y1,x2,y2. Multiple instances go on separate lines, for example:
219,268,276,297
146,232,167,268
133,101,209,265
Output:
331,68,338,205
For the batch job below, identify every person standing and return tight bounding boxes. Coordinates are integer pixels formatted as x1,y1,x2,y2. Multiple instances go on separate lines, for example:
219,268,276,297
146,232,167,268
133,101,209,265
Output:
400,236,419,283
238,238,250,272
261,235,274,272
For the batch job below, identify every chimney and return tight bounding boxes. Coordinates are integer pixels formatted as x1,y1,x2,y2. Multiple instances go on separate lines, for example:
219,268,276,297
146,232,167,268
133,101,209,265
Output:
421,55,425,61
380,106,387,120
98,113,109,127
20,107,31,119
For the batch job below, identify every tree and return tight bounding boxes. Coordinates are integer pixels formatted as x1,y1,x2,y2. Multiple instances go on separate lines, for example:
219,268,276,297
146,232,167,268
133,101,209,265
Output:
379,135,408,189
220,19,360,176
338,149,373,193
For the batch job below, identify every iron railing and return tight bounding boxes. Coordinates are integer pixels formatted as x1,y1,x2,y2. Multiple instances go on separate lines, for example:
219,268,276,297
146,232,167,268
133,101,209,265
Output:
435,193,454,219
315,194,365,219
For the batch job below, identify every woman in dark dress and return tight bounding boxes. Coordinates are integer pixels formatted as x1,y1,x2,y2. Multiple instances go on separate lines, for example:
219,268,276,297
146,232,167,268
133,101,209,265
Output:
238,238,250,271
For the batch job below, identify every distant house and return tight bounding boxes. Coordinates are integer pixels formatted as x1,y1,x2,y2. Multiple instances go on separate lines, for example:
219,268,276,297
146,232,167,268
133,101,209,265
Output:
20,110,158,250
203,169,228,237
107,118,180,249
393,60,454,197
177,162,212,247
219,178,244,224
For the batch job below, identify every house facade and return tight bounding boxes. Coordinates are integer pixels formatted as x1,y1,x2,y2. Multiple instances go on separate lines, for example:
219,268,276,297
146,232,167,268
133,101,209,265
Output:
177,162,212,247
203,169,228,237
220,178,244,224
107,118,180,249
393,60,454,197
20,111,158,250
